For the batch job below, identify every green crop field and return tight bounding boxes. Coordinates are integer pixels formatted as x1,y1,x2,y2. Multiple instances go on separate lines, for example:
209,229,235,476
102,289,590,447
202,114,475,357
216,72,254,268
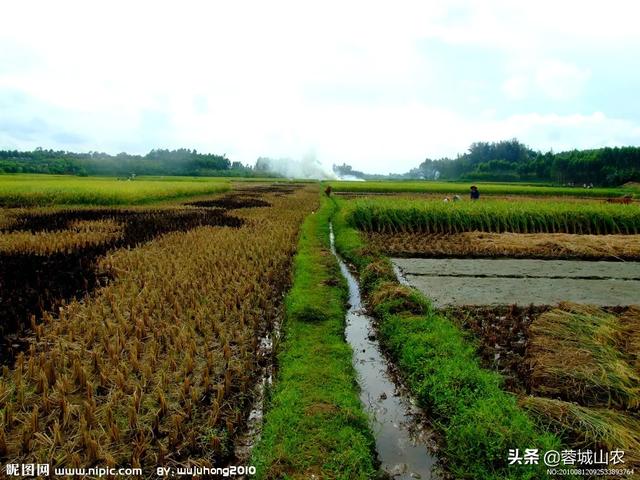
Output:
346,197,640,234
0,174,231,206
326,180,635,198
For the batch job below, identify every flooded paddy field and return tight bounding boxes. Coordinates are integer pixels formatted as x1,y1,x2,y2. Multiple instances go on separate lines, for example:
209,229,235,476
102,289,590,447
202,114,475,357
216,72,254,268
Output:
393,258,640,307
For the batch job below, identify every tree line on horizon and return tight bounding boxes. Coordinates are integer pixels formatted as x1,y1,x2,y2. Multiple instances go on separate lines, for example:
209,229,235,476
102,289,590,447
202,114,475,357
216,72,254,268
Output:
1,140,640,186
333,139,640,186
0,148,264,178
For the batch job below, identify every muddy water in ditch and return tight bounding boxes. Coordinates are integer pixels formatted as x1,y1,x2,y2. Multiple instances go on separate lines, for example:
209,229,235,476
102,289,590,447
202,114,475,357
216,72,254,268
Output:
329,225,440,479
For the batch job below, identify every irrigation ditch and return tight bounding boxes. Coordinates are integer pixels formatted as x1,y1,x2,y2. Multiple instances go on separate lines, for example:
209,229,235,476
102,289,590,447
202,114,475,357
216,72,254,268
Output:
330,223,442,479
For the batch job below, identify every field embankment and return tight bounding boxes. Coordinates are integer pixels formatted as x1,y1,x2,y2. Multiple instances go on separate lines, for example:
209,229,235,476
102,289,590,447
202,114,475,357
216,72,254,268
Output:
252,197,376,479
331,199,560,479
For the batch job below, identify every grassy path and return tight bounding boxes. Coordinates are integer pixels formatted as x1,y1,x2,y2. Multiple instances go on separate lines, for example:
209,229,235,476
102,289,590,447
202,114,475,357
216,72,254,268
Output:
252,198,376,479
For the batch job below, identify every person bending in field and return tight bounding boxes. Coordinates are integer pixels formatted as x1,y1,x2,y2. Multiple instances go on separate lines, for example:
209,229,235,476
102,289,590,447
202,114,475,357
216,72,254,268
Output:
470,185,480,200
325,185,332,197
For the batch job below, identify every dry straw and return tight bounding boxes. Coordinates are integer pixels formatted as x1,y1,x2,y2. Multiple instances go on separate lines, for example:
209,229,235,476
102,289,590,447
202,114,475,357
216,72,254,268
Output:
365,231,640,260
527,303,640,410
519,396,640,469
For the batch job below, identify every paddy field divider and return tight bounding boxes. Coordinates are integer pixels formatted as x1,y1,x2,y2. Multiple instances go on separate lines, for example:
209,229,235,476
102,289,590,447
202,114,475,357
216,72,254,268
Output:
251,197,376,479
331,197,566,479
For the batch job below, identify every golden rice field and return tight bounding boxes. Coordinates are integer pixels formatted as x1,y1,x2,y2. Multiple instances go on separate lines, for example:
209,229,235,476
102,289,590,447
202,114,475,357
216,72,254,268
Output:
2,179,639,479
0,219,123,255
0,174,231,207
0,183,317,471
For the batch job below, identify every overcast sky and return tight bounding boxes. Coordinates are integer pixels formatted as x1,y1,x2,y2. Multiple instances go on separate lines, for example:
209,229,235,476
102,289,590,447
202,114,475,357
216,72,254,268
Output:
2,1,640,174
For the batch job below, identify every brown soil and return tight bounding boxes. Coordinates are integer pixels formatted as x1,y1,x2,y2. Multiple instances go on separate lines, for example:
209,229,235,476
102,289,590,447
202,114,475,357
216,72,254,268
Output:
445,305,548,393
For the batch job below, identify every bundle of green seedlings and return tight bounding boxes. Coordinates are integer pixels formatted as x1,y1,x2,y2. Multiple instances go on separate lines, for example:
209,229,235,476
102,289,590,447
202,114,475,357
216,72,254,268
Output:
348,198,640,235
0,187,318,471
522,303,640,469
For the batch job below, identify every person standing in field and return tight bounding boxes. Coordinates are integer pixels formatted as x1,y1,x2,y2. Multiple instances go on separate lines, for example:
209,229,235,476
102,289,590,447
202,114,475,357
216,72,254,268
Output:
470,185,480,200
325,185,332,197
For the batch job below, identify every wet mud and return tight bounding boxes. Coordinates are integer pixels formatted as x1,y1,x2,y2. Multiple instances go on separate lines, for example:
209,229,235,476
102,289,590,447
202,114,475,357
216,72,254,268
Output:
444,305,548,393
393,258,640,307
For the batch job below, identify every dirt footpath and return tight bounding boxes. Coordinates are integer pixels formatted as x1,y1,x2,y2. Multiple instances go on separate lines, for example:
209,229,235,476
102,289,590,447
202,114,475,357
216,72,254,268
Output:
393,258,640,307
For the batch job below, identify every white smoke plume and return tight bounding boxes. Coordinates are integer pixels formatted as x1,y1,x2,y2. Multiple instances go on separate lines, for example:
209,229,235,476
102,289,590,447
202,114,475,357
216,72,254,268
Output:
256,153,336,180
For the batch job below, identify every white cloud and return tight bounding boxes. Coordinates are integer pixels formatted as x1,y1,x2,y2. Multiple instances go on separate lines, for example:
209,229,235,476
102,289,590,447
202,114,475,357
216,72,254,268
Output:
493,112,640,151
502,75,529,100
502,58,591,101
1,0,640,173
535,60,591,101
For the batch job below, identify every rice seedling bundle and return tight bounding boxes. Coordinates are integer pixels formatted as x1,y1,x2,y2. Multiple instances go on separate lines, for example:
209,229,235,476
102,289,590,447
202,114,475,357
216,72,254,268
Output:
348,198,640,235
0,186,318,470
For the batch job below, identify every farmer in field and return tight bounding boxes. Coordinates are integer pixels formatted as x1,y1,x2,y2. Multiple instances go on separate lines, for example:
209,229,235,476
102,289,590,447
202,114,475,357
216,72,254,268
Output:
470,185,480,200
325,185,332,197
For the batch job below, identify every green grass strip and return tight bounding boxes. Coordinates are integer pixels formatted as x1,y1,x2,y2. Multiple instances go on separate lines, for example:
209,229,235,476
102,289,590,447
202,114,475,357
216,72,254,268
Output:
251,197,376,480
331,198,565,479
